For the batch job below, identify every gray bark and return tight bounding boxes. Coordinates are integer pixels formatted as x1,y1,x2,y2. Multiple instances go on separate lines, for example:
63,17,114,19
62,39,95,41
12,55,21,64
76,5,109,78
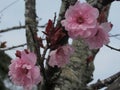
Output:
54,40,98,90
25,0,39,53
106,77,120,90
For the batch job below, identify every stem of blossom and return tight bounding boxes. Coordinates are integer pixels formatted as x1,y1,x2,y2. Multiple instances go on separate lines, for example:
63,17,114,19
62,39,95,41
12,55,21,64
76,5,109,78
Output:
41,46,49,61
53,12,57,26
28,26,47,81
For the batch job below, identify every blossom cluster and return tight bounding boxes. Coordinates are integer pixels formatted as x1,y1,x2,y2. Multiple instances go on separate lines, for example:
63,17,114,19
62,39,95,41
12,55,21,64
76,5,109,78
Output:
61,1,112,49
48,44,74,67
8,1,113,90
9,50,42,90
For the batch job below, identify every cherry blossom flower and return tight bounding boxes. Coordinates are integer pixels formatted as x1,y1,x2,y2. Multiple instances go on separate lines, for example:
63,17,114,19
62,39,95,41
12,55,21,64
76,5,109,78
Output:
8,50,42,90
48,44,74,67
61,1,99,39
84,22,112,49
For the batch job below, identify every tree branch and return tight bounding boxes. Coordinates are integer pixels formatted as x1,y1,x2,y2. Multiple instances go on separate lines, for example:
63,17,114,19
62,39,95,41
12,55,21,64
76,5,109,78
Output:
0,25,25,33
110,34,120,37
88,71,120,90
106,45,120,52
0,0,20,14
102,0,120,6
86,0,116,11
0,43,26,51
0,24,46,33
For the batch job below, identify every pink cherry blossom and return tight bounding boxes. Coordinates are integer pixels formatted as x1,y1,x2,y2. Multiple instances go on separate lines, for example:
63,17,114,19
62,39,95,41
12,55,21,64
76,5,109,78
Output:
61,1,99,39
84,22,112,49
48,44,74,67
8,50,42,90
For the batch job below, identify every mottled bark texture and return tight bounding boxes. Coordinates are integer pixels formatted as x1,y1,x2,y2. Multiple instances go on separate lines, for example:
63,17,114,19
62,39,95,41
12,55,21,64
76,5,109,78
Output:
88,71,120,89
106,77,120,90
53,40,98,90
25,0,39,53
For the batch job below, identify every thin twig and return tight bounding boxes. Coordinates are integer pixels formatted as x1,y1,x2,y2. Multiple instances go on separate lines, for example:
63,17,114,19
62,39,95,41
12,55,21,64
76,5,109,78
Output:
0,25,46,33
28,26,47,80
0,43,26,51
41,45,49,61
88,71,120,89
110,34,120,37
0,0,20,14
0,25,25,33
106,45,120,52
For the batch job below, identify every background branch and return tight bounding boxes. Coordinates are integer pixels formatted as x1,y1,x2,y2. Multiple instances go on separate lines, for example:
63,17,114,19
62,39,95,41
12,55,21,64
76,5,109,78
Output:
110,34,120,37
102,0,120,6
0,0,20,14
0,43,26,51
0,24,46,33
106,45,120,52
0,25,25,33
88,71,120,90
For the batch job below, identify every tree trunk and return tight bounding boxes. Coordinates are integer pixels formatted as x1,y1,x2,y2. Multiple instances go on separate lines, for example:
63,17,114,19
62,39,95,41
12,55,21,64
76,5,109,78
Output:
25,0,39,53
53,39,98,90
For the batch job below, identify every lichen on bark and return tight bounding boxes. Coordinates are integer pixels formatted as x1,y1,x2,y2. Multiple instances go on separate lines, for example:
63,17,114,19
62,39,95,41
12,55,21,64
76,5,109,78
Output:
25,0,39,52
53,39,98,90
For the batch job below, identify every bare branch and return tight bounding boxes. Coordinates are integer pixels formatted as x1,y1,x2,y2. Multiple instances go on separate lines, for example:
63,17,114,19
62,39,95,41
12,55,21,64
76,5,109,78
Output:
0,25,25,33
102,0,119,6
0,43,26,51
106,45,120,52
0,0,20,14
0,25,46,33
38,24,47,28
110,34,120,37
88,71,120,90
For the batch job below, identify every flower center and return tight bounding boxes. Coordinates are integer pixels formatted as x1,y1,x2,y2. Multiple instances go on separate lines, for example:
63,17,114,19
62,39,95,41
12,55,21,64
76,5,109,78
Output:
23,68,29,74
77,17,84,24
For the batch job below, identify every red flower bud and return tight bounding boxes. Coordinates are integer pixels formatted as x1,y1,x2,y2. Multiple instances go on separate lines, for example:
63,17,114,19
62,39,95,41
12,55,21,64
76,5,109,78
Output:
15,50,21,58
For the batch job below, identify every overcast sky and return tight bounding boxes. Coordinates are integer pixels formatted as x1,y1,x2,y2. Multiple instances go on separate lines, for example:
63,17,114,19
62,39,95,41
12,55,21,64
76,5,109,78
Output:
0,0,120,90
